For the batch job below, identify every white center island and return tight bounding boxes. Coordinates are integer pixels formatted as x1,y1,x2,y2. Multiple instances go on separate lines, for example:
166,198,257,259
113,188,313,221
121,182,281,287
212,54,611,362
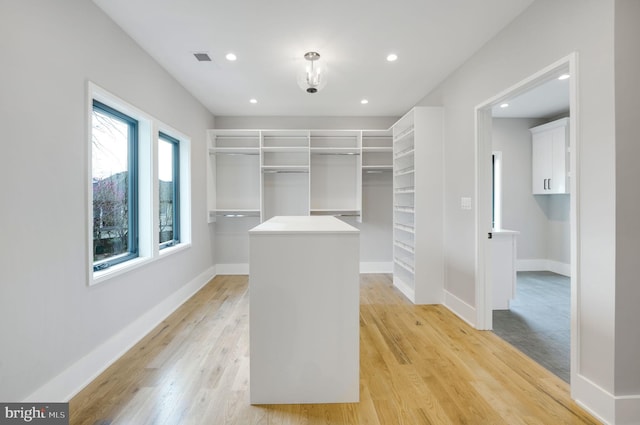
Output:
248,216,360,404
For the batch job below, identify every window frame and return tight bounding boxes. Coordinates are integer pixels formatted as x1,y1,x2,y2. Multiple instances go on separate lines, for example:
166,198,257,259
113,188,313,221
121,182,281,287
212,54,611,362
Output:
158,132,180,249
91,99,140,271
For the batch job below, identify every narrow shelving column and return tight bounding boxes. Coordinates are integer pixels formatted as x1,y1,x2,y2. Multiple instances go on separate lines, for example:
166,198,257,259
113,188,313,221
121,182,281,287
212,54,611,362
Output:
391,107,444,304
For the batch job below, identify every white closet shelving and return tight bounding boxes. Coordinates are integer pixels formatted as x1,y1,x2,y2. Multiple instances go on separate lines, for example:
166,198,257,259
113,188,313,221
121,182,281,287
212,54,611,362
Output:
310,130,361,218
362,129,393,173
261,131,310,221
391,107,444,304
207,130,261,222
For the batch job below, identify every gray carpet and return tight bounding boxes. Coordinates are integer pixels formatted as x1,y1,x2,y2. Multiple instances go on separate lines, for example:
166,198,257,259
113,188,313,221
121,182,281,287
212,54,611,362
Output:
492,271,570,382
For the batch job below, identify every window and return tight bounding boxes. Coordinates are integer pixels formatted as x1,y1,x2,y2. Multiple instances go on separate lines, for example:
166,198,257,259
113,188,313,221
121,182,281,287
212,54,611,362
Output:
88,82,192,284
158,132,180,248
92,100,138,270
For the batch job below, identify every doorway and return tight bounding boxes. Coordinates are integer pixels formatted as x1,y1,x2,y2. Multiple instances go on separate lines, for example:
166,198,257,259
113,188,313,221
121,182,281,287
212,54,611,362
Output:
474,54,579,385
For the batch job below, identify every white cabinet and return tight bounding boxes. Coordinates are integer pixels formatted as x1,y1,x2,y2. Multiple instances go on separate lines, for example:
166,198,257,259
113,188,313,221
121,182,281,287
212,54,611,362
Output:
491,229,518,310
391,107,444,304
530,118,569,195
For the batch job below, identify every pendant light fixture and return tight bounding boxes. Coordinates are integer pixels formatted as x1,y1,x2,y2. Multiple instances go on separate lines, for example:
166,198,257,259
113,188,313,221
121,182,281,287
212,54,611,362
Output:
298,51,327,94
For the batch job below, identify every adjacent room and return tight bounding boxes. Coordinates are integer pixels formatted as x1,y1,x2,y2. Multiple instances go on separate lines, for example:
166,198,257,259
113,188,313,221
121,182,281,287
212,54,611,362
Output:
1,1,639,424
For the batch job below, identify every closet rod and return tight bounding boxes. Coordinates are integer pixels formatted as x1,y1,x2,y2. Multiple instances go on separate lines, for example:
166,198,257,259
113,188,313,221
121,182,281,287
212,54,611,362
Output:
311,152,360,156
262,170,309,174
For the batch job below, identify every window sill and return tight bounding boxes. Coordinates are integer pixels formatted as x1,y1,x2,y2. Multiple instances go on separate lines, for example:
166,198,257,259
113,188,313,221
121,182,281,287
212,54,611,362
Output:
91,257,152,286
159,242,191,257
90,243,191,286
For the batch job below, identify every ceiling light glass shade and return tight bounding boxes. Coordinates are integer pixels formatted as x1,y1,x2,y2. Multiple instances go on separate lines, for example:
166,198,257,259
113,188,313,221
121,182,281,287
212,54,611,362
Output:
297,51,327,94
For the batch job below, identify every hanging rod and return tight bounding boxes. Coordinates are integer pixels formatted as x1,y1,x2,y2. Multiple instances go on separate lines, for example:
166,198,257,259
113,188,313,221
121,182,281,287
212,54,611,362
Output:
262,170,309,174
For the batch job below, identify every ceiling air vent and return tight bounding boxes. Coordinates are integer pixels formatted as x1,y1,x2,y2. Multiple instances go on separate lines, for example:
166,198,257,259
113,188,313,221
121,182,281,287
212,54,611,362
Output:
193,52,212,62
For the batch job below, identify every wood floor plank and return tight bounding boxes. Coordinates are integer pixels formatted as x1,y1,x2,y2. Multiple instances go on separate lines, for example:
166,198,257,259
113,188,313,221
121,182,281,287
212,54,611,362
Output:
69,274,600,424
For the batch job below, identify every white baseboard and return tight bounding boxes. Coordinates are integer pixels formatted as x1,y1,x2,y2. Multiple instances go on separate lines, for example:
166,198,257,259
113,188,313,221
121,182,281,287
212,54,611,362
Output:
24,266,217,402
216,263,249,275
216,262,393,275
615,394,640,425
517,259,571,277
443,290,477,328
360,262,393,273
393,276,415,303
572,373,640,424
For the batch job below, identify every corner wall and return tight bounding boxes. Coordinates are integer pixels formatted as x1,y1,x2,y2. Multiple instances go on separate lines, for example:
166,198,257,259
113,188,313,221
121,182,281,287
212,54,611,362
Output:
0,0,215,401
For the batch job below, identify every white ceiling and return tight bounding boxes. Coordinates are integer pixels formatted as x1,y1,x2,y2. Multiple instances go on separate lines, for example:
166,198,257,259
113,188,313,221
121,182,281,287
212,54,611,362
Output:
492,76,570,118
93,0,535,117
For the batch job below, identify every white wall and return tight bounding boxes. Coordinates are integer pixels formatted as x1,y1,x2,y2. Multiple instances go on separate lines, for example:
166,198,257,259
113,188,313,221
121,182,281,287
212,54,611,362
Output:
417,0,625,420
492,118,571,267
614,0,640,403
0,0,215,401
214,116,397,268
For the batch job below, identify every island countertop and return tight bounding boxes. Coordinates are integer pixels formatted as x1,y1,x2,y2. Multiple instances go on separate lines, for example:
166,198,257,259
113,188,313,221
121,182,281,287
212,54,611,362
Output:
249,215,359,235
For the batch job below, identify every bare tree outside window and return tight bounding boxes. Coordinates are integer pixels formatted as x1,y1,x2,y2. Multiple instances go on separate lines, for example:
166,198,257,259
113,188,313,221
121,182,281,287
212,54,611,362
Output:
92,106,131,263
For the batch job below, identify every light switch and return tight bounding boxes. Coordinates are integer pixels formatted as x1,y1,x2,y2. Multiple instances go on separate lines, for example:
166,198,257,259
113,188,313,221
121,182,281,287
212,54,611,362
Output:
460,197,472,210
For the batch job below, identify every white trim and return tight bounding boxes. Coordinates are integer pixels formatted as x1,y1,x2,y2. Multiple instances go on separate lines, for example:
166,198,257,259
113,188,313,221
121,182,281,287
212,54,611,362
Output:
24,266,216,402
615,394,640,425
215,262,394,275
573,374,615,425
360,262,393,273
516,259,571,277
444,290,477,327
393,276,415,303
216,263,250,275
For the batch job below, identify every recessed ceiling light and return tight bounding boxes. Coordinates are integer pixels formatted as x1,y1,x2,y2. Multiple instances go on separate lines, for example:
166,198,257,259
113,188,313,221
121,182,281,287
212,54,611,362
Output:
249,98,257,104
558,73,570,80
361,99,369,104
386,53,398,62
500,103,509,108
226,53,237,61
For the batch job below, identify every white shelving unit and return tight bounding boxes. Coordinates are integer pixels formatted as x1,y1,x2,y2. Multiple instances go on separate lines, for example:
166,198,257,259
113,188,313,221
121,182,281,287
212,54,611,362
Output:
391,107,444,304
207,130,261,223
207,127,397,273
310,130,361,219
261,131,310,221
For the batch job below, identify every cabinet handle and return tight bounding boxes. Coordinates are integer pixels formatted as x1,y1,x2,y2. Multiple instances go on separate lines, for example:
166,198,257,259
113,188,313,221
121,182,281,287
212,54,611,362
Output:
543,179,547,190
548,178,551,190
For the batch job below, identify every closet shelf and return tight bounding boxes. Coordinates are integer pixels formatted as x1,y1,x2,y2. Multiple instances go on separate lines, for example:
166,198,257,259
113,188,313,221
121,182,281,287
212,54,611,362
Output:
362,165,393,173
393,126,415,143
310,209,361,217
209,147,260,155
261,146,309,153
394,205,415,213
394,166,414,176
394,223,415,234
310,147,360,155
362,146,392,153
394,187,415,194
394,240,415,254
394,147,415,160
262,165,309,173
394,257,415,273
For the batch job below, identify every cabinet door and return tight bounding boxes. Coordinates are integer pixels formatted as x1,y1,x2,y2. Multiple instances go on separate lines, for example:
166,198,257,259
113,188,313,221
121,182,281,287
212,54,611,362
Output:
532,132,552,194
549,126,567,193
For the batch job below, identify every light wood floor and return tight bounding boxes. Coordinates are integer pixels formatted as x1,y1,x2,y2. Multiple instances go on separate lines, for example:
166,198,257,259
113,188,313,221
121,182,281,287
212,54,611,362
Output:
70,274,600,424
